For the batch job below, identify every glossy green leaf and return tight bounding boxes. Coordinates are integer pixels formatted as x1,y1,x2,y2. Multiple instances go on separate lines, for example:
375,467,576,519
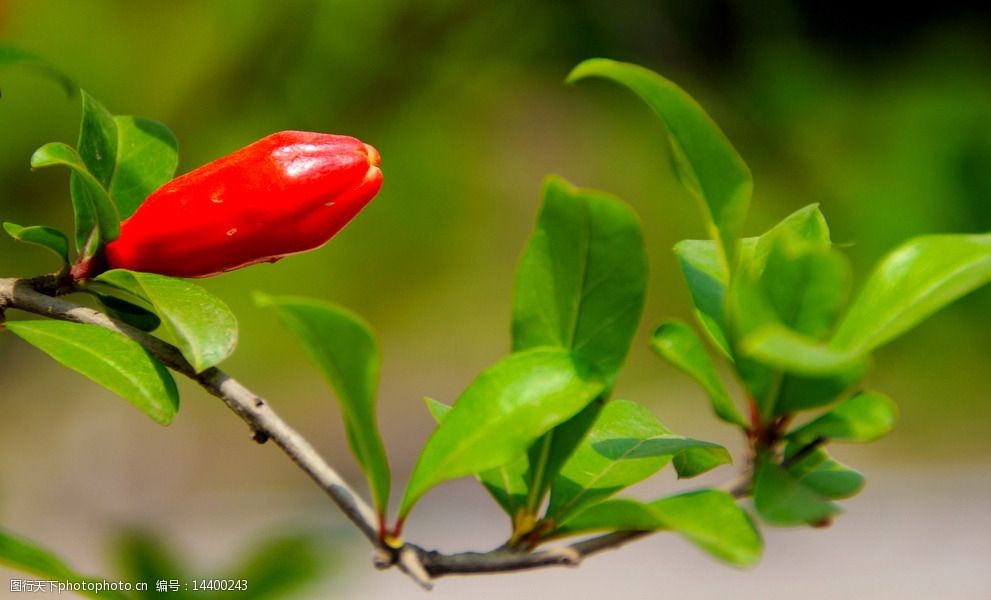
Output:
525,398,604,513
77,91,118,188
760,234,850,339
729,229,847,344
512,175,647,384
90,291,162,332
481,455,530,517
512,176,646,511
752,204,831,270
31,142,119,247
728,207,852,417
0,528,127,600
0,44,75,96
833,233,991,353
95,270,237,373
547,399,729,521
801,458,865,500
789,391,898,443
555,490,762,566
548,400,670,520
109,116,178,218
425,397,529,515
554,497,662,534
740,324,867,376
5,320,178,425
3,222,69,268
673,445,733,479
256,294,390,511
785,447,866,500
650,490,762,566
399,348,604,519
650,320,745,426
775,365,868,415
75,92,179,219
673,239,731,355
568,58,752,264
754,454,839,526
424,396,452,421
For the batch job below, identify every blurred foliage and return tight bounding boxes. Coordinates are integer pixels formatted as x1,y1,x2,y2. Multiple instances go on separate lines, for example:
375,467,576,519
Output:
114,528,335,599
2,2,990,465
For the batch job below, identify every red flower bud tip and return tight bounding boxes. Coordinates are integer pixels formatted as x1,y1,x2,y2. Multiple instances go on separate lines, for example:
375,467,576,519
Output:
90,130,382,279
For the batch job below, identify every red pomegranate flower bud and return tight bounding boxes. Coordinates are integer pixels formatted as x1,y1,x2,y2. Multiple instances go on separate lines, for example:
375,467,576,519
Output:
78,130,382,279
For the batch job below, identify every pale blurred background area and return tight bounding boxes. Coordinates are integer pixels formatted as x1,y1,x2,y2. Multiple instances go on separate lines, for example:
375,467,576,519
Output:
1,1,990,598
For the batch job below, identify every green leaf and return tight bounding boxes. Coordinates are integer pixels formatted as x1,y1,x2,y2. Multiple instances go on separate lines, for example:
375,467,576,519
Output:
759,233,850,339
31,141,120,248
90,291,162,332
425,398,529,516
774,366,868,415
650,320,745,426
673,239,732,355
399,348,604,519
0,44,75,96
525,398,605,513
555,490,762,567
75,92,179,219
77,90,118,188
568,58,752,265
0,527,128,600
110,117,178,218
256,294,390,511
548,400,670,521
95,270,237,373
788,391,898,443
480,455,530,517
802,461,865,500
650,490,762,566
833,233,991,353
785,448,865,500
740,324,867,376
511,176,646,512
752,204,831,269
3,222,70,268
5,320,178,425
547,399,729,521
672,445,733,479
728,208,853,417
684,206,832,360
753,454,839,526
512,175,647,384
424,396,452,421
553,497,662,534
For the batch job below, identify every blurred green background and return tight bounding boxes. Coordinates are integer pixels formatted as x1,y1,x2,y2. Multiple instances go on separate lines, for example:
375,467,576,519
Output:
2,1,990,598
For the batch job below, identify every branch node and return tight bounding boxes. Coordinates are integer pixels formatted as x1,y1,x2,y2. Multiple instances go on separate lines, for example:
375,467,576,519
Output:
251,430,270,444
372,546,394,570
398,546,433,590
545,545,582,566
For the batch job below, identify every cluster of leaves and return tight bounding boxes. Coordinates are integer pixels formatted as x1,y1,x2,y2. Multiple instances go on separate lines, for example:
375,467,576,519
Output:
0,526,334,600
564,59,991,530
270,58,991,561
3,85,240,425
4,51,991,579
